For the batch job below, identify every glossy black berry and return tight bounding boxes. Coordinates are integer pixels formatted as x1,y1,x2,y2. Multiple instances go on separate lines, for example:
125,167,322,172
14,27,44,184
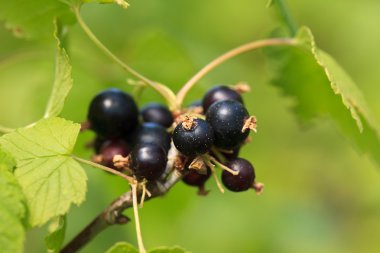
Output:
141,103,173,128
87,88,138,138
182,167,211,187
173,118,214,156
221,158,255,192
130,143,167,181
206,100,249,149
93,136,106,153
99,139,131,169
202,85,243,112
131,122,171,153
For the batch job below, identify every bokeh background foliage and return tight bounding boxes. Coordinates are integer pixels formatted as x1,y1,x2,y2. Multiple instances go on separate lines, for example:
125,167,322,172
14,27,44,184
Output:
1,0,380,252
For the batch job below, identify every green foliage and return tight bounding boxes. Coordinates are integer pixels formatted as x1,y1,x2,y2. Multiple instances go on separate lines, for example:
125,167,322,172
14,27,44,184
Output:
0,117,87,227
0,1,379,252
45,216,67,253
83,0,130,9
0,0,75,40
0,150,27,253
43,22,73,119
267,26,380,166
106,242,138,253
148,246,189,253
106,243,189,253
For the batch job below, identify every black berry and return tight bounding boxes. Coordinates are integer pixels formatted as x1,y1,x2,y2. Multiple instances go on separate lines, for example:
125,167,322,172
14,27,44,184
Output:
130,143,167,181
182,167,211,187
202,85,243,112
98,139,131,169
93,135,106,153
173,118,214,156
87,88,138,138
206,100,249,149
131,122,171,153
221,158,255,192
141,103,173,128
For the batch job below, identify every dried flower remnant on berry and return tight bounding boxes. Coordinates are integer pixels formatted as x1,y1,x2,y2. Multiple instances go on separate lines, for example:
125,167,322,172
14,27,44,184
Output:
242,116,257,133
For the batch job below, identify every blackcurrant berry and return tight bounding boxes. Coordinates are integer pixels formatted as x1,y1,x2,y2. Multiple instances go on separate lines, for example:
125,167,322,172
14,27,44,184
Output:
221,158,255,192
141,103,173,128
93,135,106,153
131,122,171,153
202,85,243,112
173,117,214,156
182,167,211,187
98,139,131,169
130,143,167,181
206,100,249,149
87,88,138,138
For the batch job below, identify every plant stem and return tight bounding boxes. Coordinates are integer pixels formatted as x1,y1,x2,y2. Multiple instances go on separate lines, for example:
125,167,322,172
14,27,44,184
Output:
176,38,296,107
274,0,298,36
72,155,135,183
73,6,177,109
208,155,239,176
0,125,14,134
132,184,146,253
60,170,183,253
60,213,110,253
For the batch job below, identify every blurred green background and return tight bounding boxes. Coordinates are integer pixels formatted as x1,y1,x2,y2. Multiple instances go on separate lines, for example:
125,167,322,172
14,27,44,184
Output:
1,0,380,252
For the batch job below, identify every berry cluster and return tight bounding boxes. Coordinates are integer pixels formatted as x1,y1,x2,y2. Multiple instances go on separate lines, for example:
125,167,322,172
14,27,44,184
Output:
85,85,262,194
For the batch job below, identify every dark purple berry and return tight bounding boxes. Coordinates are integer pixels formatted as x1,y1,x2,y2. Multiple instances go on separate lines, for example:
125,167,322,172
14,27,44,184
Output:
131,122,171,153
141,103,173,128
173,118,214,156
87,88,138,138
221,158,255,192
130,143,167,181
182,168,211,187
93,135,106,153
99,139,131,169
202,85,243,112
206,100,249,149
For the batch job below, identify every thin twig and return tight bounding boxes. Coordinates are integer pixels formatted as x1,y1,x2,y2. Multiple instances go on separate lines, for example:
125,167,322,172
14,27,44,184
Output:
132,184,146,253
72,155,135,183
176,38,296,107
60,170,183,253
274,0,298,36
73,7,153,87
73,6,177,110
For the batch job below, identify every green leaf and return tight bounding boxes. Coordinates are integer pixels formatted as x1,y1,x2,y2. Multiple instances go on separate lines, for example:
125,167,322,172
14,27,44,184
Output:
0,150,27,253
45,216,66,253
267,26,380,166
0,117,87,227
148,246,189,253
83,0,130,9
0,0,75,39
106,242,138,253
44,22,73,119
0,148,16,170
269,0,298,36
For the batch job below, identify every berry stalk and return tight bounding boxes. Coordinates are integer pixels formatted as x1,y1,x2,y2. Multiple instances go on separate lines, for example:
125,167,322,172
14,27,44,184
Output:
176,37,296,107
73,6,177,110
60,170,183,253
132,183,147,253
